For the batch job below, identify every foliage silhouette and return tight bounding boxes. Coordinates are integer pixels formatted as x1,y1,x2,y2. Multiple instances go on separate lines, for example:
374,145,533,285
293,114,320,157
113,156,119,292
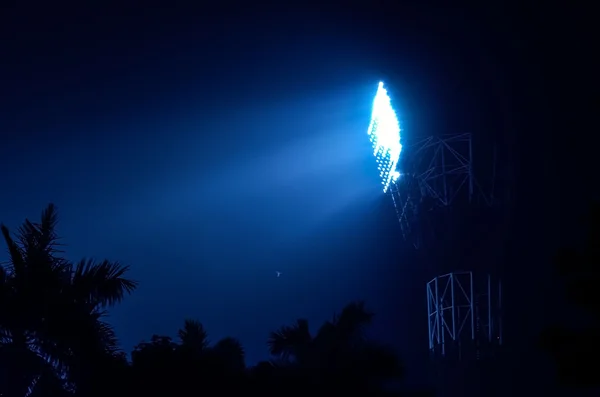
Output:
267,301,403,393
123,305,403,396
0,204,137,397
130,320,246,397
1,205,406,397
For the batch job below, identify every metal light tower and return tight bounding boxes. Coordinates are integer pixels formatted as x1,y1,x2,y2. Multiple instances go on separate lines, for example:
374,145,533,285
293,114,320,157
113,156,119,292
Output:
365,82,508,396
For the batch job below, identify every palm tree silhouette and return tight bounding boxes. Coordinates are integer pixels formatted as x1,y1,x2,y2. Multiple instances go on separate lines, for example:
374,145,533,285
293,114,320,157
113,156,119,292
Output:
267,301,402,392
177,319,245,371
211,337,246,372
0,204,137,397
178,319,209,353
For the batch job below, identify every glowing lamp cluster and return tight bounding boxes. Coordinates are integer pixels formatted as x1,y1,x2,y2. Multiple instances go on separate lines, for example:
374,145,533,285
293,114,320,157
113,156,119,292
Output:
367,82,402,193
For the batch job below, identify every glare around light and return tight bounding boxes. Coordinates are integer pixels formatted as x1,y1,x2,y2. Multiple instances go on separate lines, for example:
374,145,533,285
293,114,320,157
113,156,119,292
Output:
367,82,402,193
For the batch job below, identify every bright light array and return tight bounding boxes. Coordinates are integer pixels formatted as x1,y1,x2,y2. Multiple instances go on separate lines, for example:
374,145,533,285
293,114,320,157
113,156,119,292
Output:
367,82,402,193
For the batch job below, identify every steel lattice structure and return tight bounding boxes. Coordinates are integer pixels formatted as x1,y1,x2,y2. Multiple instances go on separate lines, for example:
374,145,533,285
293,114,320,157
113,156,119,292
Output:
389,133,494,249
365,83,508,396
426,271,503,360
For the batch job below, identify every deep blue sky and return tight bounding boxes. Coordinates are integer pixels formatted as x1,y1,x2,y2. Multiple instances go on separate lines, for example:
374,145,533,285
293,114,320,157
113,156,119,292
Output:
0,2,590,390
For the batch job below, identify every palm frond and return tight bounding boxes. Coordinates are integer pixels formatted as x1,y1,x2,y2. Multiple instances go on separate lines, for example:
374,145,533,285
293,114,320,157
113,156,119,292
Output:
71,259,137,307
2,204,68,283
0,342,60,397
267,319,312,360
17,219,39,252
212,337,246,370
91,314,121,356
38,204,62,250
0,262,7,283
1,205,134,397
15,204,60,253
333,301,374,344
1,223,26,277
26,367,71,397
178,319,209,351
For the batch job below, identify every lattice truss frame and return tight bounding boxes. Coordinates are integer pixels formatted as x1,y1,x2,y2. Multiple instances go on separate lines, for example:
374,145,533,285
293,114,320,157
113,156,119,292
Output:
389,133,492,247
426,272,502,358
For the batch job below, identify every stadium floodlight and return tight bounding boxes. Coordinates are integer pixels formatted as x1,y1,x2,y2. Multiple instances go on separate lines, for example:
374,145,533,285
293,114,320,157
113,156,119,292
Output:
367,82,402,193
365,82,499,249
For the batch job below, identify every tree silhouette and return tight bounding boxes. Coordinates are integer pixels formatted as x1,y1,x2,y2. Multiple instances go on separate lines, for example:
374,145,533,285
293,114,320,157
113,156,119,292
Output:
0,204,137,397
267,301,403,393
130,319,246,397
211,337,246,373
0,204,410,396
540,202,600,386
178,319,209,352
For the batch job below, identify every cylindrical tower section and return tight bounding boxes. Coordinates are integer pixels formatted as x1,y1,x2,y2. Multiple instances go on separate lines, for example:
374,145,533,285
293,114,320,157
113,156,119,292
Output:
426,271,503,397
426,271,502,360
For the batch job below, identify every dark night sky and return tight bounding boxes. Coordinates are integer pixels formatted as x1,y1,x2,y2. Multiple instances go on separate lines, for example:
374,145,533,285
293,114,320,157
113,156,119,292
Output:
0,1,593,390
